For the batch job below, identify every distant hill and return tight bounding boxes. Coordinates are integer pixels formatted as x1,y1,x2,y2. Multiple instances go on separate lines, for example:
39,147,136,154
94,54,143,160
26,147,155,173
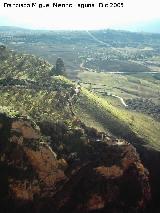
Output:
0,26,160,45
123,20,160,34
0,26,31,33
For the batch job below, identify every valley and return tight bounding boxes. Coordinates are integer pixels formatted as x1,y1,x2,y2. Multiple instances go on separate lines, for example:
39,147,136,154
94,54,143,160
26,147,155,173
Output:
0,27,160,212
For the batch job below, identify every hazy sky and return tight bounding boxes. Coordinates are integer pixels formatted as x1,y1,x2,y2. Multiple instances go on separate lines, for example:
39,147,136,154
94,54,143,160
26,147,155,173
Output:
0,0,160,30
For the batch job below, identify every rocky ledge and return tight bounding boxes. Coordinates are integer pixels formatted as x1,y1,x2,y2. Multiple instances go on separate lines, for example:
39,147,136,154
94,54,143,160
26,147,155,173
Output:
0,113,151,213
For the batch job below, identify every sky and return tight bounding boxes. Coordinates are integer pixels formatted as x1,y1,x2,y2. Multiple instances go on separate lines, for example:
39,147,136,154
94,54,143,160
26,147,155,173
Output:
0,0,160,31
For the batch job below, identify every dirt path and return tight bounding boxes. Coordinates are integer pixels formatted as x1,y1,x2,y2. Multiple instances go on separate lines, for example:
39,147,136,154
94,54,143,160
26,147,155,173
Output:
111,94,128,107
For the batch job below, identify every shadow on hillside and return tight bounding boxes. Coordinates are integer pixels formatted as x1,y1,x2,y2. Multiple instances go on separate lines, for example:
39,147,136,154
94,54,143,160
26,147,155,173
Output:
78,100,160,212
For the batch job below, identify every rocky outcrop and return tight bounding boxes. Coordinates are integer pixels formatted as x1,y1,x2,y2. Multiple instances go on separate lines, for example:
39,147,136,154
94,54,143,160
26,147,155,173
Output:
0,113,67,213
0,113,151,213
52,143,151,213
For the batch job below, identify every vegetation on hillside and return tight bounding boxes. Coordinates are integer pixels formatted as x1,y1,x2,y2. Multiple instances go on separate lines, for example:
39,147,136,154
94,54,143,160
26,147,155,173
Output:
0,45,52,81
1,28,160,76
0,29,160,212
0,46,159,151
51,58,66,76
0,75,159,151
127,98,160,121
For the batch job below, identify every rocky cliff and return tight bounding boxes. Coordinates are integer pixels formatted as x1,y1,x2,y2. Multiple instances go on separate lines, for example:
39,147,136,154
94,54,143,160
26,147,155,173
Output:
0,113,151,213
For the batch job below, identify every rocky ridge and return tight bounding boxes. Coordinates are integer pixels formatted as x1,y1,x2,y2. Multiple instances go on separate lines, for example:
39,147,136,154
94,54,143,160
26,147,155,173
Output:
0,113,151,213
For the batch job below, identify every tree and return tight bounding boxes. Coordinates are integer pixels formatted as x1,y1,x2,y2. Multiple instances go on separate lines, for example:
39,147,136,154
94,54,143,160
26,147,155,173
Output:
51,58,66,76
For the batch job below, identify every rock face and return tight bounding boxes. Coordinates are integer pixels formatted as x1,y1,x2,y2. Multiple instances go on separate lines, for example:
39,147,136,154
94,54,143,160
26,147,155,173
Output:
0,113,151,213
0,113,67,213
52,144,151,213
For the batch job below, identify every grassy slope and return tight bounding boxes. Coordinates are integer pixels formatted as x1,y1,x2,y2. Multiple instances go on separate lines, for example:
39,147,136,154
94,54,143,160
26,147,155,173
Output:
0,75,160,150
0,48,52,80
77,88,160,150
77,71,160,149
0,48,159,150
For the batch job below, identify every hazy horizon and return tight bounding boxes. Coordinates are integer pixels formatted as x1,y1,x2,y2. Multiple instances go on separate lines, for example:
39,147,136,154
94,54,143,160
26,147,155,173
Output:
0,0,160,33
0,22,160,34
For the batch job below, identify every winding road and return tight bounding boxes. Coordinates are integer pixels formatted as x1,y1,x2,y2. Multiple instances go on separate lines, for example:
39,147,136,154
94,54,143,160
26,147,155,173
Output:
79,63,129,107
111,94,128,107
